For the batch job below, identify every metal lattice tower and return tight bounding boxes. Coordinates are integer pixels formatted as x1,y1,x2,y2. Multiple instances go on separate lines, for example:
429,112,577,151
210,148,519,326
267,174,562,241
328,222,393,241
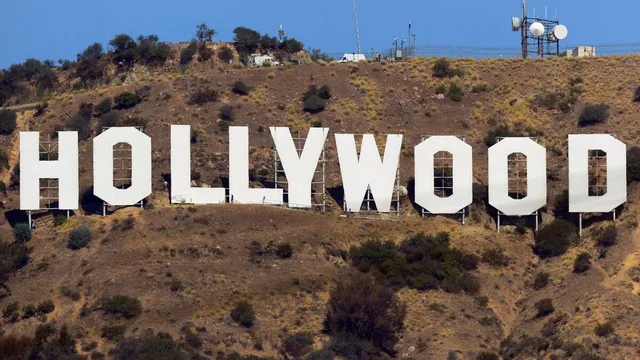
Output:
353,0,361,54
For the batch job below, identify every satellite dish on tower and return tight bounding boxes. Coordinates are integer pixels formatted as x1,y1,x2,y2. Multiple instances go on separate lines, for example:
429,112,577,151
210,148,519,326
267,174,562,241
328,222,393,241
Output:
552,24,568,40
511,17,522,31
529,22,545,37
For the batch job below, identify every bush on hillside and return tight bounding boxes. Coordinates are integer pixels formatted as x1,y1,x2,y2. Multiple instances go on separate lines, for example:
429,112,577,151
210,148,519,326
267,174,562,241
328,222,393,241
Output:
324,272,407,356
627,146,640,183
433,58,451,78
475,352,500,360
435,85,446,95
532,272,550,290
64,114,92,141
100,111,120,128
219,105,234,121
578,103,610,127
481,246,509,267
101,325,127,342
113,91,141,110
231,300,255,328
110,331,187,360
188,87,218,105
535,299,554,318
318,85,332,100
349,232,481,294
573,252,591,273
68,226,91,250
447,83,464,102
231,81,250,95
594,223,617,247
303,94,325,113
180,42,198,65
534,219,577,258
282,332,314,358
13,223,31,243
0,150,8,171
101,295,142,319
34,103,48,117
595,321,615,337
37,300,55,314
0,110,17,136
634,86,640,102
0,241,29,284
218,46,235,62
78,102,94,119
276,243,293,259
197,43,214,62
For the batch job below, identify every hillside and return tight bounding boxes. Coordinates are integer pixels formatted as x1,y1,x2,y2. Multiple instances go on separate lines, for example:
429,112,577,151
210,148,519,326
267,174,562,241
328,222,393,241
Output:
1,55,640,360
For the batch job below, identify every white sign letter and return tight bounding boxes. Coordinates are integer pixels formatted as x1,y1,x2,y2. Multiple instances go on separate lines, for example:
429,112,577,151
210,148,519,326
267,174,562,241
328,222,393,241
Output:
94,127,152,206
170,125,225,204
229,126,283,204
488,138,546,216
270,127,328,208
20,131,78,210
568,134,626,213
335,134,402,213
415,136,472,214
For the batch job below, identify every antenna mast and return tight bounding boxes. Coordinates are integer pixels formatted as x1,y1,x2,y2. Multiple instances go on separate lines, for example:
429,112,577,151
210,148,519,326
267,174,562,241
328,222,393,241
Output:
352,0,362,54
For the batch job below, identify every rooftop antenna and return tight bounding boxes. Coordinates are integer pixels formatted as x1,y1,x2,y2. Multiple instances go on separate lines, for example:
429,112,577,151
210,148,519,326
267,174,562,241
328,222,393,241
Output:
545,6,547,19
352,0,362,55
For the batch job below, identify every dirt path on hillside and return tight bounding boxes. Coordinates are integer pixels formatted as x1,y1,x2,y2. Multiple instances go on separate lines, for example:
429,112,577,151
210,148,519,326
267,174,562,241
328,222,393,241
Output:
1,111,30,184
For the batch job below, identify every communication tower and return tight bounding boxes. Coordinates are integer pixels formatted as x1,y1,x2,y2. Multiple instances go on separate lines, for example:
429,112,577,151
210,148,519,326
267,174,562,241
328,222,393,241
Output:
278,25,285,42
511,0,568,58
353,0,362,55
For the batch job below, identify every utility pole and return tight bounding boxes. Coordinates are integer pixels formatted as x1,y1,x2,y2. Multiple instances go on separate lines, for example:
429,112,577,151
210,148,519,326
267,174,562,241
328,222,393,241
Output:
408,22,412,58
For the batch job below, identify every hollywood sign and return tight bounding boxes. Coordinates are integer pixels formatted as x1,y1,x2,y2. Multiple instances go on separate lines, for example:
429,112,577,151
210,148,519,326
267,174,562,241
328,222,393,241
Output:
18,126,627,217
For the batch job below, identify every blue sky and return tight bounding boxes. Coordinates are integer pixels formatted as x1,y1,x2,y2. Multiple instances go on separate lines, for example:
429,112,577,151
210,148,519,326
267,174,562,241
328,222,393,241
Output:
0,0,637,68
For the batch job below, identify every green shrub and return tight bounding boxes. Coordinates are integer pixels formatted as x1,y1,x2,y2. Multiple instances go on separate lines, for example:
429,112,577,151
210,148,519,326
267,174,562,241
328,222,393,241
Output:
231,300,255,328
435,85,446,94
110,331,187,360
53,215,67,227
78,102,94,119
188,87,218,105
13,223,32,243
101,295,142,319
220,105,234,121
0,110,17,135
594,224,617,247
283,332,314,358
595,321,614,337
324,272,406,356
112,217,135,231
170,279,183,292
578,103,609,127
68,226,91,250
573,252,591,273
481,245,509,267
37,299,55,314
101,325,127,342
447,83,463,102
231,81,250,95
113,92,141,110
197,43,214,62
349,232,480,294
535,298,554,318
532,272,550,290
471,83,489,93
534,219,577,258
276,243,293,259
